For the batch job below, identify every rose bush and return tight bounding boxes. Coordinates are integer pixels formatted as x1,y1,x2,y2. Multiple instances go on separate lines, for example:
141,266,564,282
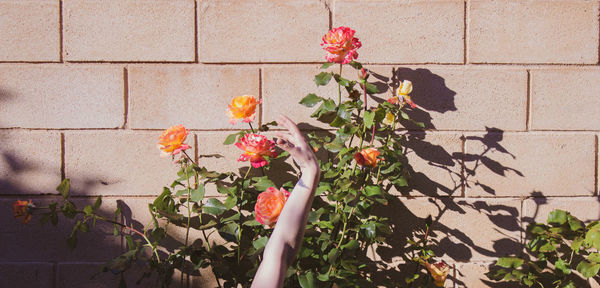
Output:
13,26,454,288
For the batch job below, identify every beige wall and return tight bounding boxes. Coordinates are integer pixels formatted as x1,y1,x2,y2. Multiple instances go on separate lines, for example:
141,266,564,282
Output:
1,0,599,287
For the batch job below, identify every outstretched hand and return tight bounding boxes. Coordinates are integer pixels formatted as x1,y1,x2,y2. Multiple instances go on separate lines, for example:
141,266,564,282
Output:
275,115,319,173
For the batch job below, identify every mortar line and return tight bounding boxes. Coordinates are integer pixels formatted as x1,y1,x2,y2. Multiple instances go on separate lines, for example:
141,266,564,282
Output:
460,134,466,197
52,262,57,288
194,0,199,63
595,134,598,196
328,0,333,29
194,134,199,163
463,0,469,64
59,0,64,63
60,133,65,180
122,67,129,129
258,68,263,126
3,127,600,133
526,70,531,131
520,199,524,250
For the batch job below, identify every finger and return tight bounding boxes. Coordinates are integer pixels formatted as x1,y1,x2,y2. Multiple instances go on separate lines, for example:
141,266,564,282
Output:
274,132,293,143
274,132,295,151
278,115,302,138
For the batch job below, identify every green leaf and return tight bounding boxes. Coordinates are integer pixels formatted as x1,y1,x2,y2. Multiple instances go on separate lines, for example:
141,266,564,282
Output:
349,61,362,70
125,235,134,250
327,248,339,264
341,240,359,251
334,74,350,87
364,82,379,94
364,185,382,197
299,93,323,108
62,201,77,219
555,258,571,274
252,236,268,250
298,271,316,288
224,195,237,209
496,257,524,269
585,230,600,250
83,205,93,216
314,72,332,86
363,110,375,128
548,209,568,225
576,260,600,278
223,133,239,145
253,177,276,191
572,236,584,253
190,184,205,202
243,219,262,226
567,214,584,231
321,62,334,69
589,252,600,263
93,196,102,210
202,198,227,215
57,178,70,199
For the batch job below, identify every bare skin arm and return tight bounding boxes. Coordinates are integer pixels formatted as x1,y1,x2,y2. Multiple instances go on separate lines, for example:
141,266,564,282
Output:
251,115,320,288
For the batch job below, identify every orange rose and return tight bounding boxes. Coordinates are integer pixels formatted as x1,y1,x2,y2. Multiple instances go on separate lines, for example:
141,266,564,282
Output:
13,200,34,224
235,133,278,168
227,95,260,124
254,187,290,228
157,125,191,157
354,148,380,168
425,262,450,287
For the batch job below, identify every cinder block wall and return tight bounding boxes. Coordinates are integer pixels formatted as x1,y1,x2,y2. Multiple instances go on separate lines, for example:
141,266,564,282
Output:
1,0,599,287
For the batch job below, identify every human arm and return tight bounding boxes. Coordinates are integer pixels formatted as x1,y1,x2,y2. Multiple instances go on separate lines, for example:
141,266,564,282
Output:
251,115,320,288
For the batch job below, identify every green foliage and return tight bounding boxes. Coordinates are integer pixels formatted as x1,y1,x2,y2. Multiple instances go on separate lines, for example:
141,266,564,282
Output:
487,209,600,287
29,60,436,288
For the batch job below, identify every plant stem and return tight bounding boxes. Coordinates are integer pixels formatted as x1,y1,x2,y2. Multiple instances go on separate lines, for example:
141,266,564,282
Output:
338,64,343,105
237,167,252,264
375,114,396,184
90,213,161,263
182,163,193,288
182,150,195,165
336,206,356,249
249,122,256,133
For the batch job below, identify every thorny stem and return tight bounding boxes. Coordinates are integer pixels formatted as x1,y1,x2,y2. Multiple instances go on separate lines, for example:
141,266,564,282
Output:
376,114,397,184
84,212,161,263
182,163,193,288
338,64,343,105
182,150,195,165
336,172,369,249
237,167,252,265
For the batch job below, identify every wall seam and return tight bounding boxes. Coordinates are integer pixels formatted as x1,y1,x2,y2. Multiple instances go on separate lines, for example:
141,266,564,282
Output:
460,133,466,197
194,0,199,64
595,133,598,196
122,67,129,129
463,0,469,64
258,68,263,126
58,0,64,63
60,133,65,180
526,69,531,131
